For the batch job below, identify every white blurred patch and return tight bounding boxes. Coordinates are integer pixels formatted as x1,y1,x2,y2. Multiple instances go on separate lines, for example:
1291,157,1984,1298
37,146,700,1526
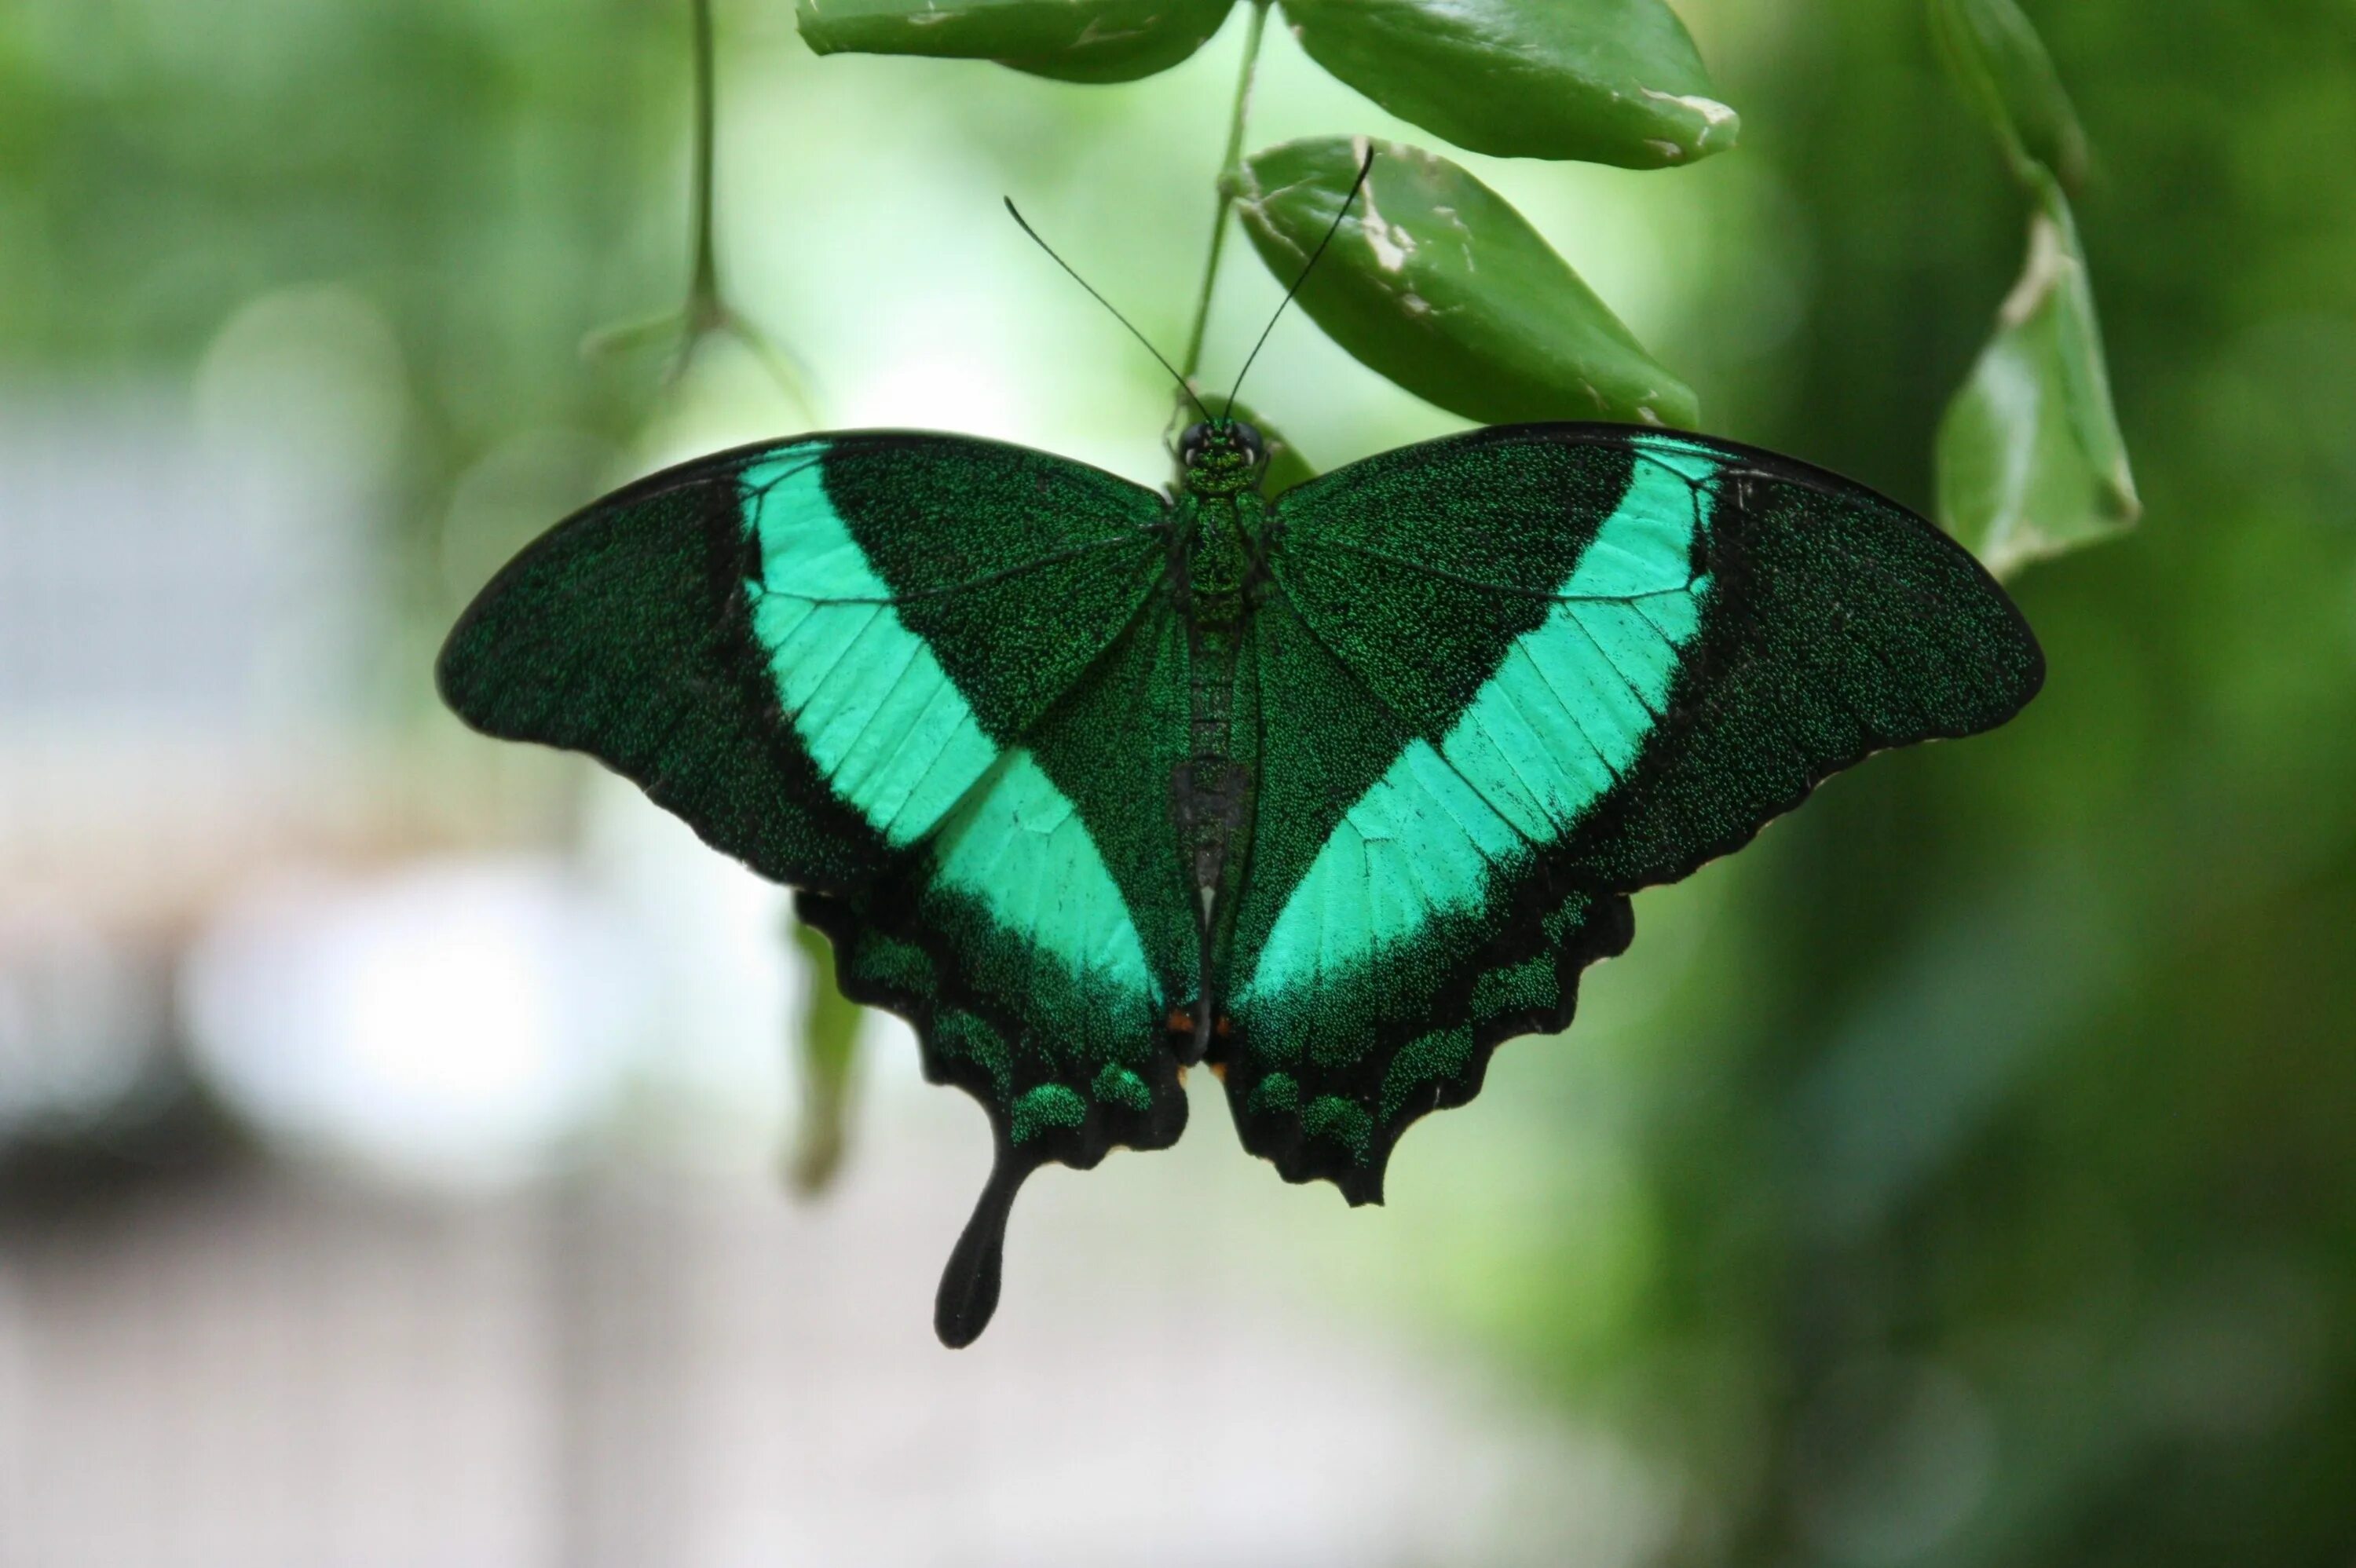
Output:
179,858,642,1185
839,352,1030,442
193,283,409,494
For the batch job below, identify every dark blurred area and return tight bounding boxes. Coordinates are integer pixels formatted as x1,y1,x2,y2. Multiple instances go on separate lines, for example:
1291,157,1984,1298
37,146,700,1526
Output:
2,1,2351,1563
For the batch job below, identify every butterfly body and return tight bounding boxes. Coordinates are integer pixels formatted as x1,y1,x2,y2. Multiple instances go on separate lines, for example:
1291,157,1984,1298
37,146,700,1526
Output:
1167,420,1278,1057
439,419,2043,1344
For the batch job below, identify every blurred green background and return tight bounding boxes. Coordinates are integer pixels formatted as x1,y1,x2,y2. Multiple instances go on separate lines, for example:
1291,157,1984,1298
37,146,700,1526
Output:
2,1,2352,1563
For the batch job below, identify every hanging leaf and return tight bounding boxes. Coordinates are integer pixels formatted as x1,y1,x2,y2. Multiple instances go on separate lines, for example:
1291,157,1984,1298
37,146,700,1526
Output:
1232,136,1698,428
795,0,1237,83
785,916,865,1196
1279,0,1736,168
1927,0,2091,192
1936,168,2138,578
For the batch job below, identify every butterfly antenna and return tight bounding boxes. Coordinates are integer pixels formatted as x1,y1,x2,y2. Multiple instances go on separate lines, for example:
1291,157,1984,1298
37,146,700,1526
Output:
1225,146,1376,420
1004,198,1216,427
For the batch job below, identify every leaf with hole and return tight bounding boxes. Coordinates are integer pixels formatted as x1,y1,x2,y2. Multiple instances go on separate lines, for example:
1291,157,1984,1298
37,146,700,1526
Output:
1937,169,2138,577
1279,0,1736,167
1232,136,1697,428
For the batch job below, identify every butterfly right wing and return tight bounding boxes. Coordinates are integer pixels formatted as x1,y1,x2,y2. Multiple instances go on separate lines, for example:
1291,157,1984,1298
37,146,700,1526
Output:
1223,425,2043,1200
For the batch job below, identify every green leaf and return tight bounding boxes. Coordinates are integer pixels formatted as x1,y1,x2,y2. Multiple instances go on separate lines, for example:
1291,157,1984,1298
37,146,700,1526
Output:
1927,0,2091,192
785,916,865,1197
1231,136,1699,429
1936,169,2138,578
1278,0,1736,168
796,0,1236,83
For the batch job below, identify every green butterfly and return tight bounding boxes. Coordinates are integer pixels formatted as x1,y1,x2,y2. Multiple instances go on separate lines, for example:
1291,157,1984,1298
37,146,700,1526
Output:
438,406,2042,1344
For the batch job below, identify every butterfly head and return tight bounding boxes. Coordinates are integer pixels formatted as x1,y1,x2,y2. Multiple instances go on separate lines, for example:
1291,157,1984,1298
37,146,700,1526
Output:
1178,418,1265,498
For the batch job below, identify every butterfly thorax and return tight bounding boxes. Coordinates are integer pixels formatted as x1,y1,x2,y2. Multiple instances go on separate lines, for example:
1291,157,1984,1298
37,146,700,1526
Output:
1172,420,1272,630
1174,492,1265,630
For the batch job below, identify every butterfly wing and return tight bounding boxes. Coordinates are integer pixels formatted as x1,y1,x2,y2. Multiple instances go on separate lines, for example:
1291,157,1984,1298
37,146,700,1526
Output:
1226,425,2044,1201
437,433,1195,1203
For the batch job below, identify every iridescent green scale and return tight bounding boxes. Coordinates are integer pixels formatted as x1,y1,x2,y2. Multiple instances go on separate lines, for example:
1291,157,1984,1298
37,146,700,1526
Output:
438,419,2043,1344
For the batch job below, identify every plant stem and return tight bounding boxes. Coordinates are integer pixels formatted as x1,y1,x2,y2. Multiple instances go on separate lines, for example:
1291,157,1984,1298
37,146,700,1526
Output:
1177,0,1269,389
584,0,813,410
686,0,721,313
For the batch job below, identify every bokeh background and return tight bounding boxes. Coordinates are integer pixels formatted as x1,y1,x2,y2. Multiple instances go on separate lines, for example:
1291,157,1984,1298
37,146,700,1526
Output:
3,1,2354,1563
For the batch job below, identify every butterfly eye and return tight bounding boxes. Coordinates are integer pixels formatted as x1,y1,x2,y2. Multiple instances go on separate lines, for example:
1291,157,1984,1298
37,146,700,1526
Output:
1231,422,1265,464
1178,422,1211,462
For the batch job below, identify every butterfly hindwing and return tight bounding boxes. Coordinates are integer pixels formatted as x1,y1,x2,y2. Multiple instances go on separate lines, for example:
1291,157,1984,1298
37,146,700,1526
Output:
1222,426,2043,1199
437,433,1193,1187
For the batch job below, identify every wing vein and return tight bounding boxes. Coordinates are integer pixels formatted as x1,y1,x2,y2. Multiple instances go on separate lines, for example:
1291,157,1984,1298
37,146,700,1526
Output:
758,533,1155,607
1290,537,1704,606
1515,640,1622,788
1562,605,1667,722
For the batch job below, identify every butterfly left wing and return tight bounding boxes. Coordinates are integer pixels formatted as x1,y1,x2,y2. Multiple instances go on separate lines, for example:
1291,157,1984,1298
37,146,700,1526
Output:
1222,425,2044,1201
438,432,1198,1339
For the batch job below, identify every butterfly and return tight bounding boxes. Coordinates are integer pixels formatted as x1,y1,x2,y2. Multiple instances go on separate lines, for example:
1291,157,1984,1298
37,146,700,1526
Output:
437,405,2043,1345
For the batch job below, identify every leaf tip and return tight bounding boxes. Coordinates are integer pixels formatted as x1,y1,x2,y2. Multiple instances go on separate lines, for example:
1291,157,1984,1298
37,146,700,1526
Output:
1638,87,1743,161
